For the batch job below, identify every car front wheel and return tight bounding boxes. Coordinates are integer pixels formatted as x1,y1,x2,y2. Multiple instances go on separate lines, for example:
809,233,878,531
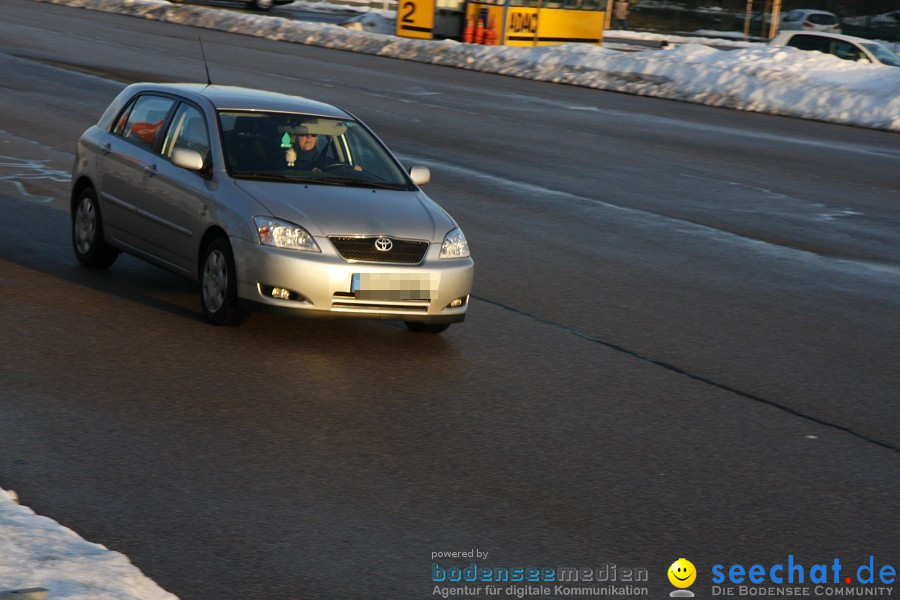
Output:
72,187,119,268
200,238,250,326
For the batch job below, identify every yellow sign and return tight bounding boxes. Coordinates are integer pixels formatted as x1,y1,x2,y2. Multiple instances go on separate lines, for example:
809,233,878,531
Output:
505,7,539,45
396,0,435,39
506,6,604,46
397,0,604,46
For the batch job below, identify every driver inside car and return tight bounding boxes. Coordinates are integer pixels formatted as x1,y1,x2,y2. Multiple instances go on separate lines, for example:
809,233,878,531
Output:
285,125,325,171
285,124,361,172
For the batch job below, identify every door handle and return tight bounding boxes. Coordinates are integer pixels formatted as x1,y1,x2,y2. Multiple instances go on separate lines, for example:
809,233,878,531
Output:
100,143,112,155
144,164,158,177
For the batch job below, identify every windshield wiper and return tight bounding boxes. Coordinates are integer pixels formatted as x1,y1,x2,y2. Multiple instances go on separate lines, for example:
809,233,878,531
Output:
235,172,298,181
235,173,346,186
235,173,407,190
316,178,407,190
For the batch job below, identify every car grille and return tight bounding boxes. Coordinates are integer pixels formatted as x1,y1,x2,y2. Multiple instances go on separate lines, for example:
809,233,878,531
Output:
331,295,431,314
329,236,429,264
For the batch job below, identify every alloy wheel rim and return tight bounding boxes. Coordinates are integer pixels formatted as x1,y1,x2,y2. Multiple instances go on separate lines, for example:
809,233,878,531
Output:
202,249,228,313
74,197,96,254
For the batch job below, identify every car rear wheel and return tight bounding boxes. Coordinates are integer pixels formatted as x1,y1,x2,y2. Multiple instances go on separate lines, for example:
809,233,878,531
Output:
72,187,119,268
404,322,450,334
200,238,250,326
248,0,274,10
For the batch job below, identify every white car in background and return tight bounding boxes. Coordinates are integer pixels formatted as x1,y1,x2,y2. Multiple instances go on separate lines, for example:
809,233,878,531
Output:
779,9,841,33
770,31,900,67
168,0,293,11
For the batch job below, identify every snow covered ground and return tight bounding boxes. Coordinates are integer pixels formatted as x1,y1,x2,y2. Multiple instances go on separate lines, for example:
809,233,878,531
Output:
2,1,898,598
0,489,175,599
35,0,900,131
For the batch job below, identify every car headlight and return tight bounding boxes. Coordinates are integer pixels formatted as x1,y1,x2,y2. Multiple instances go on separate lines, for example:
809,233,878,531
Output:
254,216,320,253
440,227,470,259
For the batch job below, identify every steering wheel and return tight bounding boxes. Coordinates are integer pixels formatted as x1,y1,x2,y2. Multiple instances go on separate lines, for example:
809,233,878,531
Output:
321,162,353,172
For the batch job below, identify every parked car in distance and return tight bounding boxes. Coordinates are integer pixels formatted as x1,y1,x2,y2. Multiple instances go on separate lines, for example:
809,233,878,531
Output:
168,0,293,11
770,31,900,66
779,9,841,33
70,83,474,333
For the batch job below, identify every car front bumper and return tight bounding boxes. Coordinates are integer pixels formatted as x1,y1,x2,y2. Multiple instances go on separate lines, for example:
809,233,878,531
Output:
232,236,474,324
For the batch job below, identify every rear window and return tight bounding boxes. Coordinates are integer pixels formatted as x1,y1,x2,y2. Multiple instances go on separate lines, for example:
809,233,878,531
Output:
808,13,838,25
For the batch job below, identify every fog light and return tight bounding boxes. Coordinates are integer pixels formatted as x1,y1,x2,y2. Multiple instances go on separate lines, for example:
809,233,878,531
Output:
259,284,305,302
449,296,467,308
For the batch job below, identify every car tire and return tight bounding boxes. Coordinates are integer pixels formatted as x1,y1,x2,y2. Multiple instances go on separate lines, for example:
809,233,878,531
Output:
404,321,450,334
200,237,250,326
248,0,274,10
72,186,119,268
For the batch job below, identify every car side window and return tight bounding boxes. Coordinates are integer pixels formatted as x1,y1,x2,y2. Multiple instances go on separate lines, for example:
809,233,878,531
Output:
833,40,868,62
784,11,801,21
161,103,210,162
119,95,176,153
112,99,136,136
788,34,830,53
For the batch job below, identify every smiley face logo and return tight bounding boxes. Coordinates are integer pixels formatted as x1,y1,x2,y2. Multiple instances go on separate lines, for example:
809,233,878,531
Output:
668,558,697,588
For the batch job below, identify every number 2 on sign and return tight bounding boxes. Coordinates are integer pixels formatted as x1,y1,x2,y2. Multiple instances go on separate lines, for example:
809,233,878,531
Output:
402,1,416,23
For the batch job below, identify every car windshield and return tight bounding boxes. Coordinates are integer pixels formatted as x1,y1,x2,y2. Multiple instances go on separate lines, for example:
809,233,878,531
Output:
861,43,900,67
218,111,413,189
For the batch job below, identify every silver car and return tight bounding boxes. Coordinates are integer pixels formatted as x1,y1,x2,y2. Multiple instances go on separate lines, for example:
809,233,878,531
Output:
779,9,841,33
71,83,474,333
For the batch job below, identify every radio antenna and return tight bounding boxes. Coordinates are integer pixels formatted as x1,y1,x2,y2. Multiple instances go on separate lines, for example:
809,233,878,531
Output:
198,36,212,86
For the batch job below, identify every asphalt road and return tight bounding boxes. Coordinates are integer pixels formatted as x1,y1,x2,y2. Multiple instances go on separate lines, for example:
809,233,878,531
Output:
1,1,898,599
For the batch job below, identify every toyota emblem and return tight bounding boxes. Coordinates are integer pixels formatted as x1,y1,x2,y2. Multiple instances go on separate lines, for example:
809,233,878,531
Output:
374,237,393,252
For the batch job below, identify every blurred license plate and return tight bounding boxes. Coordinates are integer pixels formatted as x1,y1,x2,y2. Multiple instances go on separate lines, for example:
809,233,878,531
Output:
351,273,434,300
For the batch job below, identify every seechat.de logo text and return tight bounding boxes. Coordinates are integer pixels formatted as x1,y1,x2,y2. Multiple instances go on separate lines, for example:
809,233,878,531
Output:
710,555,895,597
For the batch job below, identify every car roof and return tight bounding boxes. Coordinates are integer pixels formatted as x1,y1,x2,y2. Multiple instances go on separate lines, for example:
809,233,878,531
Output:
790,9,837,15
771,30,874,45
124,83,352,119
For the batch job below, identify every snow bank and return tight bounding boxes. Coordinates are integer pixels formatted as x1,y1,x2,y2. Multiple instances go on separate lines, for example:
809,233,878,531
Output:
35,0,900,130
0,489,176,599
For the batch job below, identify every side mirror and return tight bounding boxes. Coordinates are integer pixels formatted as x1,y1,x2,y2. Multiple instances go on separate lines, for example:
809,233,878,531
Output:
409,166,430,186
171,148,205,172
